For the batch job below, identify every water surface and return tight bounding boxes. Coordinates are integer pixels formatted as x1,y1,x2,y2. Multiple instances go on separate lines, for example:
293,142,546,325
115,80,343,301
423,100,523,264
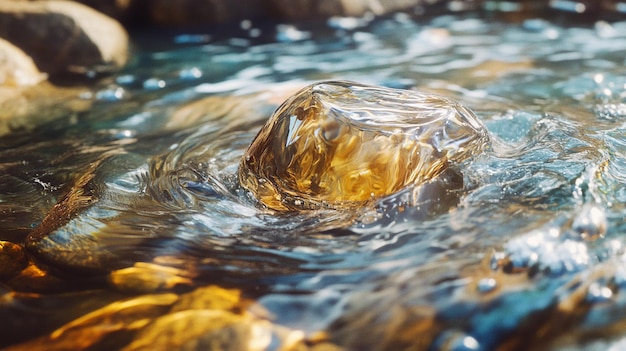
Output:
2,8,626,351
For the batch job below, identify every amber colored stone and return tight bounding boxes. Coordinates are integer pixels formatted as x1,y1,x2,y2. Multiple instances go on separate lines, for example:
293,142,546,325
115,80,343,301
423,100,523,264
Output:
108,262,193,293
0,241,27,280
239,81,489,211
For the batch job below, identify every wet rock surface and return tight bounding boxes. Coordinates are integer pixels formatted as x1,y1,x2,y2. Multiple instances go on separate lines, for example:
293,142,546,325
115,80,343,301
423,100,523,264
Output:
0,82,92,136
0,38,46,88
2,282,336,351
0,38,49,132
0,1,127,136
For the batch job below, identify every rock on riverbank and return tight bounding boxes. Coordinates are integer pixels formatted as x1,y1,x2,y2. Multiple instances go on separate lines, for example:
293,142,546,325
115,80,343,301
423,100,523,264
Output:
0,0,129,77
0,1,126,135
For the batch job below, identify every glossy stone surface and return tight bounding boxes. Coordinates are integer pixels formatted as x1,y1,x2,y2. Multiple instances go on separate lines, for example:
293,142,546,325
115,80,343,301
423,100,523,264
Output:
239,81,489,211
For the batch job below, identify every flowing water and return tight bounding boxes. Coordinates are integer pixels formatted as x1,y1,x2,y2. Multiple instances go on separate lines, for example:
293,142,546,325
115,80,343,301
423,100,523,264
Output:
2,6,626,351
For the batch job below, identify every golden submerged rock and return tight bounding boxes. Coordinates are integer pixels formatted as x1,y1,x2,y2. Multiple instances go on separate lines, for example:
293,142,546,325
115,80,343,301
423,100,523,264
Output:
239,81,489,211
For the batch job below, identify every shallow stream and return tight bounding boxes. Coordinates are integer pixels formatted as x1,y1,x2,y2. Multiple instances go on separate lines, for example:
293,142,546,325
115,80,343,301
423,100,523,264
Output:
2,6,626,351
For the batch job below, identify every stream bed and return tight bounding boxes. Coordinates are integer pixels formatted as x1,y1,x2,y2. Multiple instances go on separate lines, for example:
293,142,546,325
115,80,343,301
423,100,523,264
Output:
2,6,626,351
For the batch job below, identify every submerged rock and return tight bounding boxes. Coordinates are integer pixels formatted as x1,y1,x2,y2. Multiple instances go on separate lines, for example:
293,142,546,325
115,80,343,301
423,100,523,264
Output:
4,284,329,351
0,0,128,76
108,262,193,294
3,293,178,351
239,81,489,211
0,241,28,280
0,38,48,131
0,82,93,136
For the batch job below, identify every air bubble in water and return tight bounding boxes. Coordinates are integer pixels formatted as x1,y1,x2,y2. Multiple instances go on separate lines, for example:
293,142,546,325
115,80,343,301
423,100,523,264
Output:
179,67,203,80
96,86,125,101
276,24,311,42
143,78,166,90
572,204,607,241
477,277,498,293
586,282,613,303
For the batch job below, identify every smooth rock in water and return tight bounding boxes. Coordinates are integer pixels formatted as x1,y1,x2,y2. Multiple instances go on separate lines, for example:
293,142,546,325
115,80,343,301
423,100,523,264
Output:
122,309,267,351
239,81,489,211
122,285,311,351
0,38,46,87
2,293,178,351
0,0,128,75
0,38,47,125
108,262,192,293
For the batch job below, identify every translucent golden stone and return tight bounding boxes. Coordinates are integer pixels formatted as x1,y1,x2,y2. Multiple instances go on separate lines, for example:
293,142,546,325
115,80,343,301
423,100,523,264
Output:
239,81,489,211
108,262,193,293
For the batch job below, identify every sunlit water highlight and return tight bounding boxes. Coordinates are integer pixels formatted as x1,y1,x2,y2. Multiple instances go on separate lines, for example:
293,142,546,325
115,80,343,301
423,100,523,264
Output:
2,9,626,351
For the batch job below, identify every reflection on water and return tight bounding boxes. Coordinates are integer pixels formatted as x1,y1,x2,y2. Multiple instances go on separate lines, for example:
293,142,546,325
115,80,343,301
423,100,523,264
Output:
2,7,626,351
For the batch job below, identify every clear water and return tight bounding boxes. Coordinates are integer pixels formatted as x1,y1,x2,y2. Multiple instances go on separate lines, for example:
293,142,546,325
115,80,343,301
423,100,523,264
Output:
2,8,626,351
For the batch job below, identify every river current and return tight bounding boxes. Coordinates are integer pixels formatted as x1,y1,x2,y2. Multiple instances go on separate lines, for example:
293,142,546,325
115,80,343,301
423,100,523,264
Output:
2,7,626,351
